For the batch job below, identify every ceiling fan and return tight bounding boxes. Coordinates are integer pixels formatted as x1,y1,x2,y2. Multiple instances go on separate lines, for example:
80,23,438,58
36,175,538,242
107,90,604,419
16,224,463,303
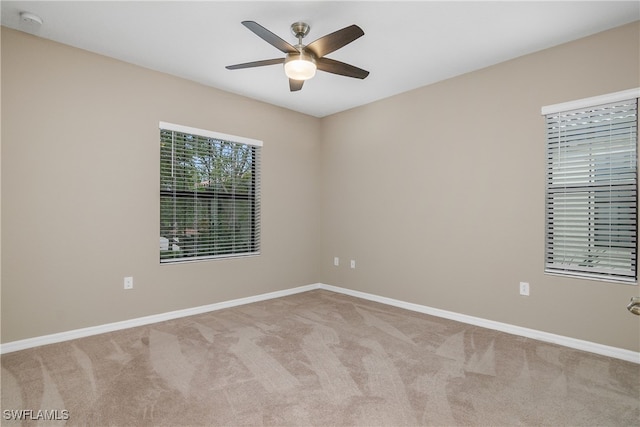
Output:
226,21,369,92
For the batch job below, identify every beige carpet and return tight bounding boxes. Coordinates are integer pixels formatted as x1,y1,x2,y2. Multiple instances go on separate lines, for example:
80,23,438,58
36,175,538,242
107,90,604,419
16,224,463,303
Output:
1,289,639,426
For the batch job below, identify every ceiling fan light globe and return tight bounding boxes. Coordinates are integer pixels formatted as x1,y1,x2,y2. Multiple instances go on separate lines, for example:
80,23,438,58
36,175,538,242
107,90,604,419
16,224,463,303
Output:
284,52,317,80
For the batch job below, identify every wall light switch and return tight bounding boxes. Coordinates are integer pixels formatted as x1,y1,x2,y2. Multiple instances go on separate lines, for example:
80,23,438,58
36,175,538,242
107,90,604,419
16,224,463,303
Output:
334,257,339,266
350,260,356,269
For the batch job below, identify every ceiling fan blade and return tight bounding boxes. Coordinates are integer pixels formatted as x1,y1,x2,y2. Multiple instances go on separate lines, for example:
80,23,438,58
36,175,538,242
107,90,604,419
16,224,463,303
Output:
316,57,369,79
242,21,298,54
306,25,364,58
289,79,304,92
226,58,284,70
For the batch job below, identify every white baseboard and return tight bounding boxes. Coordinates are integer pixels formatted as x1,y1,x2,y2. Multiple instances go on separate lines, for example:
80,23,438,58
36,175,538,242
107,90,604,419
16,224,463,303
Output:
318,283,640,364
0,284,320,354
2,282,638,364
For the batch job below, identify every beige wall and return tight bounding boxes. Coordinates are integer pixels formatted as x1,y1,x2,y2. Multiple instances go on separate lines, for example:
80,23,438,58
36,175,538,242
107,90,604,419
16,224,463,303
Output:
320,21,640,352
1,28,321,342
2,22,639,352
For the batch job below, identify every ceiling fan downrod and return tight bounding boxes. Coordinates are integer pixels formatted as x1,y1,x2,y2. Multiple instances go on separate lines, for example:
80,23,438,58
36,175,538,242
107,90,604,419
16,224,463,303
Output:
290,22,310,49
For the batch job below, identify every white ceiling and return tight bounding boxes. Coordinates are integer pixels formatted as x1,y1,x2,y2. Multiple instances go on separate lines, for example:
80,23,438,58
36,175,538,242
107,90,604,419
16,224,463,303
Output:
2,1,639,117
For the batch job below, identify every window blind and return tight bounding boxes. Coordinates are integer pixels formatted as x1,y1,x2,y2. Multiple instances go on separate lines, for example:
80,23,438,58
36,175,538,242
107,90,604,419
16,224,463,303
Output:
159,122,261,263
544,98,637,283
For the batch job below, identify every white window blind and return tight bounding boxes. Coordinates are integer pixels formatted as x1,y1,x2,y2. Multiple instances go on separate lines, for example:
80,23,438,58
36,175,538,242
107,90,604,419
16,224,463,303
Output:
159,122,261,263
544,95,638,283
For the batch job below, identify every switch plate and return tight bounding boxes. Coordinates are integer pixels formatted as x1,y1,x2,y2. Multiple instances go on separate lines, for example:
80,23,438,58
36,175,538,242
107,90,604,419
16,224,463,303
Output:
350,260,356,269
124,276,133,290
334,257,339,266
519,282,529,296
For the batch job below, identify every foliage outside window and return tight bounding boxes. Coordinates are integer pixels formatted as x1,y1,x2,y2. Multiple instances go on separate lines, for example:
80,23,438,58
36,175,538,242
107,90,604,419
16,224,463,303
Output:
543,91,638,283
159,122,261,263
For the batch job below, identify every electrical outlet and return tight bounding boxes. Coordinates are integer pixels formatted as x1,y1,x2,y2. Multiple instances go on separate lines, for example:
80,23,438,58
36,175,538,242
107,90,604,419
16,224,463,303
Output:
334,257,339,266
124,276,133,290
519,282,529,296
350,260,356,269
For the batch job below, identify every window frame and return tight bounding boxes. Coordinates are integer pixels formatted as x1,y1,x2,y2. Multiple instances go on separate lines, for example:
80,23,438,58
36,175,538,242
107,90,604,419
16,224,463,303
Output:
542,88,639,284
159,121,262,264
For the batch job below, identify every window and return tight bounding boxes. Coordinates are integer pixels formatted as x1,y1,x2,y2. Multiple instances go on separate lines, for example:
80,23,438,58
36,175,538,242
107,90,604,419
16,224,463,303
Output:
542,89,638,283
159,122,261,263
